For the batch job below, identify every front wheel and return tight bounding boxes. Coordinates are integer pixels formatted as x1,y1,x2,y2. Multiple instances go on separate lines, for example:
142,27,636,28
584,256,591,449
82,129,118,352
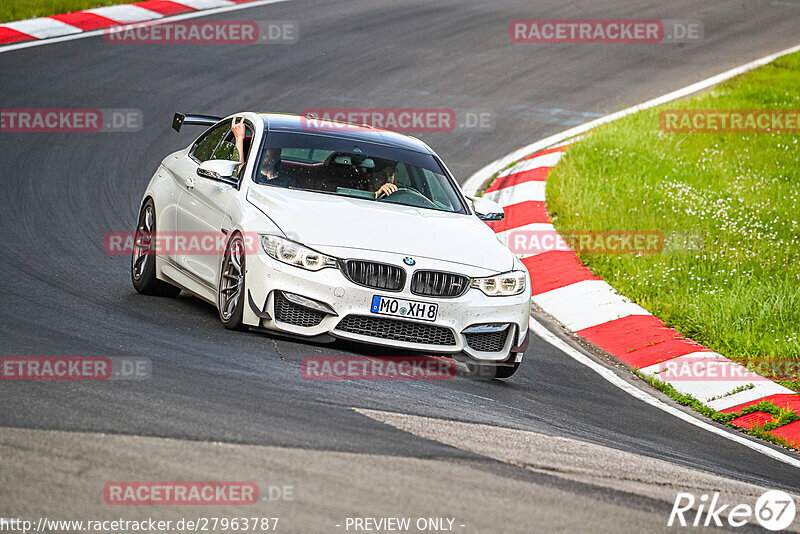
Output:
466,355,522,380
131,199,181,297
218,233,247,331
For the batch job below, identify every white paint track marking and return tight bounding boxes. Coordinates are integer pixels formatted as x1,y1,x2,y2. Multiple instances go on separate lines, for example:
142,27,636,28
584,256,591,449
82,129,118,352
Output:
496,151,564,179
0,0,292,54
529,318,800,470
174,0,236,9
3,18,82,39
482,180,545,206
461,42,800,197
85,5,165,22
533,279,649,331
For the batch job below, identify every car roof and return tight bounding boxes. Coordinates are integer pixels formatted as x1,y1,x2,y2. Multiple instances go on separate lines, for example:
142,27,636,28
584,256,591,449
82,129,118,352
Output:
257,113,435,154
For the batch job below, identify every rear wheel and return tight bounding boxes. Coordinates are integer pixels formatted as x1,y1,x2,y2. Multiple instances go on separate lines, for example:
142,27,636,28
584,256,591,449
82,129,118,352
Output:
131,199,181,297
218,233,247,331
466,355,522,380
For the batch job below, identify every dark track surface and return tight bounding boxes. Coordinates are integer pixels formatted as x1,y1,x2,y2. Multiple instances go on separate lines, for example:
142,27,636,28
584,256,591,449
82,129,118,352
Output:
1,0,800,519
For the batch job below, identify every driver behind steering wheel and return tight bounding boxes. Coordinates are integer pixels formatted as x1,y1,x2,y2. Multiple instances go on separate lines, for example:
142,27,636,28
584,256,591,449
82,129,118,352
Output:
372,166,398,198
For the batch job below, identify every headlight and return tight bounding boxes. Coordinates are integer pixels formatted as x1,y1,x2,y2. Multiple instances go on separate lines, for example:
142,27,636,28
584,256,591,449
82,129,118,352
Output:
471,270,527,296
260,235,337,271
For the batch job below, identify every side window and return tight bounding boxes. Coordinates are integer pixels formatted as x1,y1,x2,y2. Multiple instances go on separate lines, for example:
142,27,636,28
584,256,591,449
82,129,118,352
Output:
190,121,230,162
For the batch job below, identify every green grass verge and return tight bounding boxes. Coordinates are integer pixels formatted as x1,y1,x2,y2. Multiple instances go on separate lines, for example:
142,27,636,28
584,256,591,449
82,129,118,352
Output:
0,0,136,24
547,51,800,392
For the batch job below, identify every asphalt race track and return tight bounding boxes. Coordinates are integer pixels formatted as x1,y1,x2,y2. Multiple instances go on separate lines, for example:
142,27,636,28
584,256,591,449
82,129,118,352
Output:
1,1,800,532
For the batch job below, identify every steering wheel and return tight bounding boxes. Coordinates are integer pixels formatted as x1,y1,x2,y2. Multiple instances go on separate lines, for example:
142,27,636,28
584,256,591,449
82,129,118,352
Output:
377,187,438,209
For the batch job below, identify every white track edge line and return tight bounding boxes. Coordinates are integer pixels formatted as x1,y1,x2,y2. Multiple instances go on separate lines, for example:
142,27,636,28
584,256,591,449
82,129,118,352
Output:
461,41,800,196
0,0,291,54
529,318,800,469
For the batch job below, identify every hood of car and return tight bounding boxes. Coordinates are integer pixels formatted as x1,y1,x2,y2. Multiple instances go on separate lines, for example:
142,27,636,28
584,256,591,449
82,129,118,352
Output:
246,185,515,272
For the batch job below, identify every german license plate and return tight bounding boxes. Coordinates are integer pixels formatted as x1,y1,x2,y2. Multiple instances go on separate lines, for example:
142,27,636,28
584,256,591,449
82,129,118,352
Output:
370,295,438,322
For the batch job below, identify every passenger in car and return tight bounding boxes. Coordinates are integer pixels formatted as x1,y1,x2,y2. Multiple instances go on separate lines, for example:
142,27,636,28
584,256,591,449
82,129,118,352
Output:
231,115,247,170
231,117,297,188
372,166,399,198
255,147,300,187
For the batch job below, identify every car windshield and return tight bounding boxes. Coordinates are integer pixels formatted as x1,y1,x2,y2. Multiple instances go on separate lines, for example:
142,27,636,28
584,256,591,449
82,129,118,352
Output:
251,132,466,214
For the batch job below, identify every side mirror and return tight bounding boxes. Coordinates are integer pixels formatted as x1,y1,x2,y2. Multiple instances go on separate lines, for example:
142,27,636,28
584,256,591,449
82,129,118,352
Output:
471,196,505,221
197,159,239,185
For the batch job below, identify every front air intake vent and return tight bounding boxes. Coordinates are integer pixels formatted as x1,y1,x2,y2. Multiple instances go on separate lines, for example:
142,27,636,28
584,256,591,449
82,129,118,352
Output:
342,260,405,291
411,270,470,298
335,315,456,346
274,292,326,327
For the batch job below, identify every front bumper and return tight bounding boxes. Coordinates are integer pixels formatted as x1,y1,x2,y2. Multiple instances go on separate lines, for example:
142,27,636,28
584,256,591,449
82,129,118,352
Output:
243,249,531,363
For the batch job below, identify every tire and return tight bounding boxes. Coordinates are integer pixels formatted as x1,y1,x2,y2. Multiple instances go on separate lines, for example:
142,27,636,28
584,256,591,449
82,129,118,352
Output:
131,199,181,297
218,232,247,331
466,355,522,380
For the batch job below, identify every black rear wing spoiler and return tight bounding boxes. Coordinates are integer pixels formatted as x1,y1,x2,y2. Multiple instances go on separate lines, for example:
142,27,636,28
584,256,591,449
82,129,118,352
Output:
172,113,222,133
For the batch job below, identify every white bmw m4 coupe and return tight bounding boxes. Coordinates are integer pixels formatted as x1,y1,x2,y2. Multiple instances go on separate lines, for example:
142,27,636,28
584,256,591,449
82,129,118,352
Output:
132,112,531,378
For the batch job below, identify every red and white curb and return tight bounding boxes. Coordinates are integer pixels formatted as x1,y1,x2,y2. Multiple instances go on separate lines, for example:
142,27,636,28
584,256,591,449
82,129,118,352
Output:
470,142,800,448
0,0,265,45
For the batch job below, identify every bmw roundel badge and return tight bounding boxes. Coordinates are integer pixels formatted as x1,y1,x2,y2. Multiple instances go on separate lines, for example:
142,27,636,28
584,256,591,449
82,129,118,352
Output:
403,257,416,266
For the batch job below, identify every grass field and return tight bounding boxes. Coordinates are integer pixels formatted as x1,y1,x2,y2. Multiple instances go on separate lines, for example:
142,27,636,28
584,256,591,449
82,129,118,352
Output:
546,51,800,392
0,0,136,23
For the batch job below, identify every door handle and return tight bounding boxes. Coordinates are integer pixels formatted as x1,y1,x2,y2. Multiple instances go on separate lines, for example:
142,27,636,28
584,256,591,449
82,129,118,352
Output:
184,176,194,190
